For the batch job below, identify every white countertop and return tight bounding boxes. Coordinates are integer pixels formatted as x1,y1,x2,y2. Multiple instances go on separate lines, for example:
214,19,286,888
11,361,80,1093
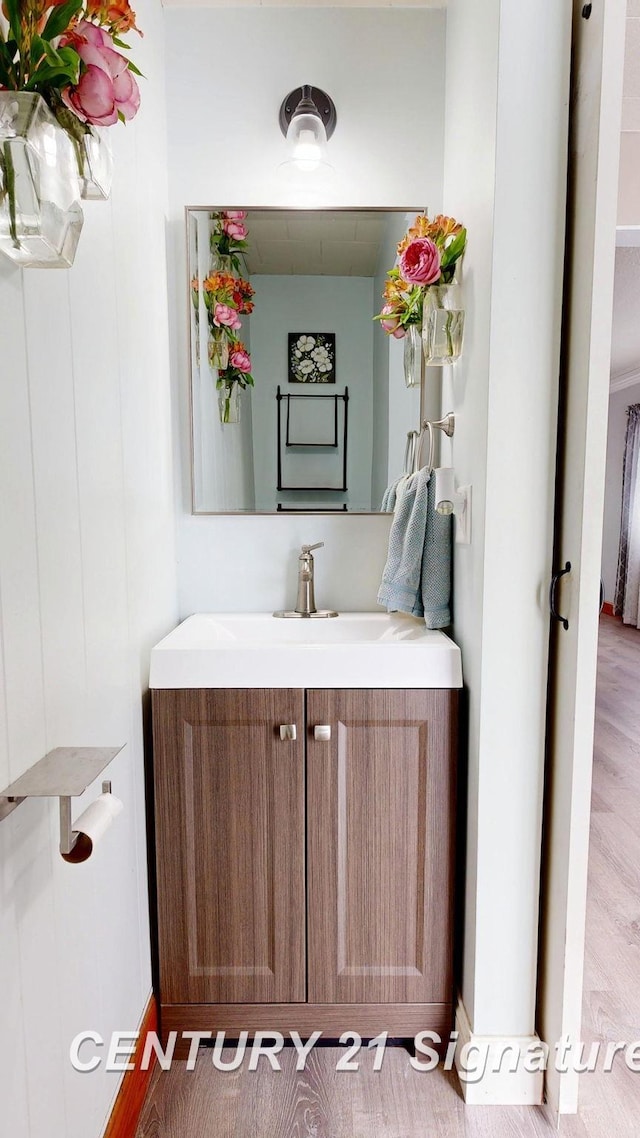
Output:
150,612,463,690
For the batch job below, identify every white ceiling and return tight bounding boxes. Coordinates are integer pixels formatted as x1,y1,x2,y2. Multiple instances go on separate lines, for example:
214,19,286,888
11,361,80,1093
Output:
244,210,390,275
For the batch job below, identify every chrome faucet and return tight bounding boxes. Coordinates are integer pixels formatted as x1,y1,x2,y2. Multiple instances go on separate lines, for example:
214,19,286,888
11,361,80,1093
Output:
273,542,338,619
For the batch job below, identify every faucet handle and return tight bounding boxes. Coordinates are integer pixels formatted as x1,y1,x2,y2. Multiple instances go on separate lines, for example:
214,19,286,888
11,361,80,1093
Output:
301,542,324,555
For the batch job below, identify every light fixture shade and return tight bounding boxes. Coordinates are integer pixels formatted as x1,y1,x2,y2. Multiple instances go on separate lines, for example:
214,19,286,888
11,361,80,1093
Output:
286,111,328,169
279,85,336,175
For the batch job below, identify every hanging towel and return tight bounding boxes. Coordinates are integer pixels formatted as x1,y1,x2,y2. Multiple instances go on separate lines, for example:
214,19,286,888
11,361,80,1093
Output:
381,474,404,512
377,467,452,628
381,473,413,513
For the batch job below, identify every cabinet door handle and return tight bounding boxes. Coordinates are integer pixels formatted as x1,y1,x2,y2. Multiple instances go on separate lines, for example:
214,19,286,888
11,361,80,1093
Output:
279,724,297,741
314,725,332,742
549,561,571,631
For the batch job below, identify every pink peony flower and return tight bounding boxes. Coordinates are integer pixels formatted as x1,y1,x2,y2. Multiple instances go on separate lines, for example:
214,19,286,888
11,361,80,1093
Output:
229,347,251,373
213,303,242,330
380,303,406,338
399,237,441,286
61,20,140,126
223,219,248,241
70,19,113,48
224,210,247,220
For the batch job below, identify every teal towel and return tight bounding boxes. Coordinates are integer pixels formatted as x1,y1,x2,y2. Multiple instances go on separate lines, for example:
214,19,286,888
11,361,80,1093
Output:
381,474,409,513
377,467,452,628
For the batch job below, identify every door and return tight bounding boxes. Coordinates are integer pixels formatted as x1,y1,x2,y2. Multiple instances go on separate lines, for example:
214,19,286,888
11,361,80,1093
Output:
153,688,305,1004
538,0,626,1118
306,689,457,1005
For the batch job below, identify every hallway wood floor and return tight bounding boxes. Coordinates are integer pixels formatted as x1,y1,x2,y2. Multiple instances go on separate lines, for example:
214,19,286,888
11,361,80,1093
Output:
136,617,640,1137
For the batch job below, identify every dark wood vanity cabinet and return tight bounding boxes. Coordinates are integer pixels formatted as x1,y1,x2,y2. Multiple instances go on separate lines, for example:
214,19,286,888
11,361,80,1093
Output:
152,687,457,1043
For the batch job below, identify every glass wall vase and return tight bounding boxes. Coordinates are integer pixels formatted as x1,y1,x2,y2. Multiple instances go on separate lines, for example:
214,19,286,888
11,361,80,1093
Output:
208,329,230,370
0,93,84,268
421,282,465,366
218,381,241,424
403,324,423,388
79,127,113,200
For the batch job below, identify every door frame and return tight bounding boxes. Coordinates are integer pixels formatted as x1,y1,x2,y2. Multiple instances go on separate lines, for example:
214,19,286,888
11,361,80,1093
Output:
537,0,627,1119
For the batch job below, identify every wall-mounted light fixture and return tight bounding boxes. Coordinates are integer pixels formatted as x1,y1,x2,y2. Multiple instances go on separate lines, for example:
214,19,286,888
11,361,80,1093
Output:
279,85,337,175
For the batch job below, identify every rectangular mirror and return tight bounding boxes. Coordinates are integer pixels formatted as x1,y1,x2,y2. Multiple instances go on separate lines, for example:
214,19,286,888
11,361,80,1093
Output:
188,207,424,514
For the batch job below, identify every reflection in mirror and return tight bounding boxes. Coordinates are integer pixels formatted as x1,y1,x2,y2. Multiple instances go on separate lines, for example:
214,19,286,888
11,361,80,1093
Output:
188,208,424,514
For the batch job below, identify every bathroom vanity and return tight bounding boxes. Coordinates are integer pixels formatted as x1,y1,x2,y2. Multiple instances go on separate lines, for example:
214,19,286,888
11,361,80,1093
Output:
150,614,462,1049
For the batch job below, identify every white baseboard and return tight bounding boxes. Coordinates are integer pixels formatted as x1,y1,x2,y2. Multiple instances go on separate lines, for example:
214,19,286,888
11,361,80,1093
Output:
454,998,544,1106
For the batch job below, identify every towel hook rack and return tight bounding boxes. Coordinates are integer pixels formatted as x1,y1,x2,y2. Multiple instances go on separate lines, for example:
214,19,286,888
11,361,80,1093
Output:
421,413,455,439
404,430,419,476
415,413,456,473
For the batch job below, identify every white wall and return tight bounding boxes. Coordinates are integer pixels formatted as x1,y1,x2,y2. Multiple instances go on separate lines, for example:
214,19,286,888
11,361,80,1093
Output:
442,0,570,1041
0,3,177,1136
617,7,640,224
601,247,640,601
250,275,373,511
609,246,640,377
164,5,445,614
602,381,640,601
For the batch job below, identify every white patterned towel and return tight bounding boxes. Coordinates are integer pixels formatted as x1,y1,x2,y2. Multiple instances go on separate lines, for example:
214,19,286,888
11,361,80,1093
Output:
377,467,452,628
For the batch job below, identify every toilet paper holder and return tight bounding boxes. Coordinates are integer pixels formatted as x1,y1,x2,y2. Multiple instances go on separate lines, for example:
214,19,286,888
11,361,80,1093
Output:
0,746,124,859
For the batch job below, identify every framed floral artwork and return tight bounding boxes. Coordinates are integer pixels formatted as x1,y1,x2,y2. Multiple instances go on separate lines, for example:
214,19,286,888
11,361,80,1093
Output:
288,332,336,384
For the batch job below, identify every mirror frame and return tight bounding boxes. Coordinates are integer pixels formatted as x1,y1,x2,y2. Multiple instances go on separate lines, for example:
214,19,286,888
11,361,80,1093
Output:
186,205,428,516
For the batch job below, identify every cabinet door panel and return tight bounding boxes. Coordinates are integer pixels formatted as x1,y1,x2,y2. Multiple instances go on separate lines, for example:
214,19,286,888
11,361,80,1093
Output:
153,689,305,1004
307,689,456,1004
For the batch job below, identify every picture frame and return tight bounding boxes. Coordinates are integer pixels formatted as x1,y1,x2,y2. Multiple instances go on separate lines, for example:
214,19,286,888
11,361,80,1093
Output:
288,332,336,384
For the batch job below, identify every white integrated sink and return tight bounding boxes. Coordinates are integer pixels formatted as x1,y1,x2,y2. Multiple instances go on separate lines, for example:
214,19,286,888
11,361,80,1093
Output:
150,613,463,689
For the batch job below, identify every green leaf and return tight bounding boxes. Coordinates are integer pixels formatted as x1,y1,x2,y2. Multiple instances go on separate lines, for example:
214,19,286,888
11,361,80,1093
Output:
58,45,81,67
126,59,144,78
0,40,16,87
112,36,131,50
42,0,83,43
26,45,80,88
441,227,467,269
42,41,65,67
24,70,73,89
4,0,21,46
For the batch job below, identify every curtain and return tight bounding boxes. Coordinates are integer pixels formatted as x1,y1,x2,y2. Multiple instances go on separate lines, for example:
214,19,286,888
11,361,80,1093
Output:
615,403,640,627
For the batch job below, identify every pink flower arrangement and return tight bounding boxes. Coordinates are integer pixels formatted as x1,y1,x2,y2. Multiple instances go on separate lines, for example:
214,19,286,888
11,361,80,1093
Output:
209,210,249,273
213,303,242,331
399,237,442,286
199,215,257,407
229,346,252,372
375,213,467,338
61,22,140,126
0,4,143,133
379,304,406,339
223,218,248,241
218,341,254,397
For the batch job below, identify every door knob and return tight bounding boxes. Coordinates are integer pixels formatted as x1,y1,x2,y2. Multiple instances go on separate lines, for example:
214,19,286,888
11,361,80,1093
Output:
280,724,297,741
314,725,332,742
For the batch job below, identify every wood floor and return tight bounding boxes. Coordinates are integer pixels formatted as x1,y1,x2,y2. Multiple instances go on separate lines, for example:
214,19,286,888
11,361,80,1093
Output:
136,618,640,1138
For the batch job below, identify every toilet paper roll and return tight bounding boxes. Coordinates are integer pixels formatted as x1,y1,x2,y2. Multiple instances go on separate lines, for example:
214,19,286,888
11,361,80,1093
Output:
62,792,123,864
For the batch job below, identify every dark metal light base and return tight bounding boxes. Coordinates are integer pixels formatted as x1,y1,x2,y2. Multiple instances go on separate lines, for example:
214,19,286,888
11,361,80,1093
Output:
279,86,337,140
